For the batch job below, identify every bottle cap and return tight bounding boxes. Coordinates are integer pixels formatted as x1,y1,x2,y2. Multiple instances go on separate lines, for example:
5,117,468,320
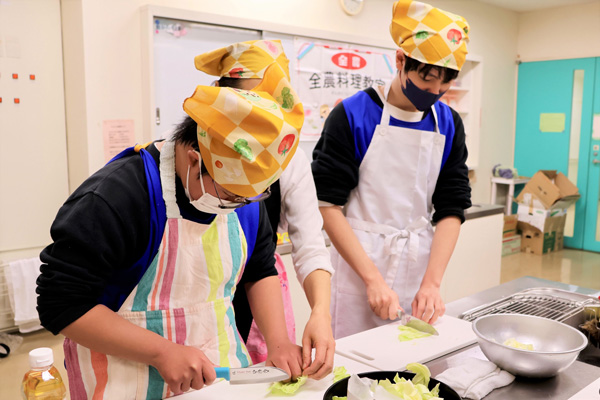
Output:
29,347,54,368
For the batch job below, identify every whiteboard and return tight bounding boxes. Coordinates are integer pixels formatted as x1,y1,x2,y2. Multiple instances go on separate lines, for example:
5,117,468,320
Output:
153,19,260,139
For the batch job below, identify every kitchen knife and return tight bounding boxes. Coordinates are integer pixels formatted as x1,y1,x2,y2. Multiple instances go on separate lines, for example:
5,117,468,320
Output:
398,310,439,336
215,366,289,384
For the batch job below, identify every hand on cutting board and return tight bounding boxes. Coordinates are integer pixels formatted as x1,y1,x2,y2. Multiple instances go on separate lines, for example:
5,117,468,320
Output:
301,308,335,379
152,341,216,394
411,283,445,324
366,276,401,321
266,339,303,381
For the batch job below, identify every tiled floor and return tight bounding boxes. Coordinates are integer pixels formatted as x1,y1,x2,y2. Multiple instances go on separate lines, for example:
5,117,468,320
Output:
501,248,600,291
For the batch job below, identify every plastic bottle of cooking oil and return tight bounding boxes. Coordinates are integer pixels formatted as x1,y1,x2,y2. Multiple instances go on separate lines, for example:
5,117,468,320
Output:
21,347,67,400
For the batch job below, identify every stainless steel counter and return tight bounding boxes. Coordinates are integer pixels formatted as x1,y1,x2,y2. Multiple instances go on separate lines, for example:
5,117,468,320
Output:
464,203,504,221
426,276,600,400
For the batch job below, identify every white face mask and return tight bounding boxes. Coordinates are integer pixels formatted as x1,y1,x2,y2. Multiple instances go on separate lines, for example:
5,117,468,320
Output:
184,153,236,215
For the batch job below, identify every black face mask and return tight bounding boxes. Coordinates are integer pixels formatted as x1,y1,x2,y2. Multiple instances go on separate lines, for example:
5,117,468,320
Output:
401,76,446,111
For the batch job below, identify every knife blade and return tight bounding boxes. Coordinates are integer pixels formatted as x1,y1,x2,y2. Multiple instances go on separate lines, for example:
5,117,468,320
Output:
397,310,439,336
215,366,289,384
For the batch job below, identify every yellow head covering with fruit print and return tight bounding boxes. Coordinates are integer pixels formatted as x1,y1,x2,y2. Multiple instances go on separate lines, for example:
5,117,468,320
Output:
183,63,302,198
390,0,469,71
194,40,290,80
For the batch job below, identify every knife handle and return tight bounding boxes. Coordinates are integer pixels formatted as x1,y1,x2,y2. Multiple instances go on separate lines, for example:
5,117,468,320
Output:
215,367,230,381
398,310,409,324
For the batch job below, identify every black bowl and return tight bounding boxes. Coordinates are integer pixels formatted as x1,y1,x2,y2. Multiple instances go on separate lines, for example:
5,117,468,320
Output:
323,371,460,400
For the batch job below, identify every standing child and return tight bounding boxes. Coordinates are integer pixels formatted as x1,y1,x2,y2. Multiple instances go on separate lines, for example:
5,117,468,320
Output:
312,0,472,339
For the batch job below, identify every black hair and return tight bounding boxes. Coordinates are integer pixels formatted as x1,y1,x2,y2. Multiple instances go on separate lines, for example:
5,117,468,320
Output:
217,77,245,89
171,115,199,150
171,116,207,173
404,56,459,83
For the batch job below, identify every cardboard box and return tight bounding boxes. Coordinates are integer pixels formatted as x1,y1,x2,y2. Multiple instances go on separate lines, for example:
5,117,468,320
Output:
518,215,566,255
503,215,518,238
515,170,580,210
502,234,521,256
516,204,566,232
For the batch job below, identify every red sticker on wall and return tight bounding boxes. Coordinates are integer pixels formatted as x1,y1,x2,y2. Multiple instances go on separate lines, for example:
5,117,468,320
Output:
331,52,367,70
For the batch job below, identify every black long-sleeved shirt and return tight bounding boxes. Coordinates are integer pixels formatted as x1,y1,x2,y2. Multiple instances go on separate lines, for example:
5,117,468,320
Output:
37,143,276,335
312,87,471,223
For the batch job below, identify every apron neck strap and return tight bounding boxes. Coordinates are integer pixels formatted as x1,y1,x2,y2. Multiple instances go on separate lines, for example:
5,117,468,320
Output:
378,82,440,132
159,140,181,219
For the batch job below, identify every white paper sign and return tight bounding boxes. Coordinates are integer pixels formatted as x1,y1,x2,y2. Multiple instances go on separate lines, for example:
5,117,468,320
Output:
103,119,135,162
294,39,395,141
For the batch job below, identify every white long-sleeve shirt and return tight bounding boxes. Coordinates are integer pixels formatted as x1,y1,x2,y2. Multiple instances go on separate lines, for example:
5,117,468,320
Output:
277,150,334,286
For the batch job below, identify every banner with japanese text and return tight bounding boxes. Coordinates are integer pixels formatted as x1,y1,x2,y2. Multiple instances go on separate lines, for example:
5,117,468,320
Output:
294,39,396,141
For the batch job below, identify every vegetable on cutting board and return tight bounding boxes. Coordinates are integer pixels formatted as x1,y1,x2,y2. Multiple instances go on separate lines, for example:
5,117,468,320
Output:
398,325,432,342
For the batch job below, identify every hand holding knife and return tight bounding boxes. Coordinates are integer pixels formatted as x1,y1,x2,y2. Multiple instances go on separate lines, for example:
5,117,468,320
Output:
397,310,439,336
215,366,289,384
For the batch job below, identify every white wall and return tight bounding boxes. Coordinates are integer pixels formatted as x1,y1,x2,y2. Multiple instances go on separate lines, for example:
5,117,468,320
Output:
518,1,600,62
61,0,520,206
0,0,69,263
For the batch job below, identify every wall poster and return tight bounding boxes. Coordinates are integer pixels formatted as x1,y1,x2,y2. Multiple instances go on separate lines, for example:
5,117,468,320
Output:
294,39,396,141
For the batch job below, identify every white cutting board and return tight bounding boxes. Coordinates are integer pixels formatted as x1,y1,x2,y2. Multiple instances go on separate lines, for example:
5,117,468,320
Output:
568,377,600,399
176,353,375,400
335,315,477,371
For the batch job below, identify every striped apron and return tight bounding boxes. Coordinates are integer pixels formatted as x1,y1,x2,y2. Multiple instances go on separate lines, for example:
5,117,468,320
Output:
64,141,251,399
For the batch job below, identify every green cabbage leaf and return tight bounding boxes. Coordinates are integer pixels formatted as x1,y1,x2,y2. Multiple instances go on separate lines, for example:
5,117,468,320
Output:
268,375,307,395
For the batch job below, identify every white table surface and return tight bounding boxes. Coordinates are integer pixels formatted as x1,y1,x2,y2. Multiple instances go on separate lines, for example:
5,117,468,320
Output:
176,353,374,400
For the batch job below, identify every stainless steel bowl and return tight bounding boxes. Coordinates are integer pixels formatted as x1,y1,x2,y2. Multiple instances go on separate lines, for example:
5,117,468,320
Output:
472,314,588,378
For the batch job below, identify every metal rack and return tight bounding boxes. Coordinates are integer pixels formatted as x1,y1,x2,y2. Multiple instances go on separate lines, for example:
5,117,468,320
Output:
460,287,599,323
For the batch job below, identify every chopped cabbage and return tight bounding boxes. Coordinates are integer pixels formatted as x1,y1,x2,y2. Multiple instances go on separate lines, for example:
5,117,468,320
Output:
398,325,432,342
406,363,430,386
503,337,534,351
333,366,351,383
268,375,307,395
343,363,442,400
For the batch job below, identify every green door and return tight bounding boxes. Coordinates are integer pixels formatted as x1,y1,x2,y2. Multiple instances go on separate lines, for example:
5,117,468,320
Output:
514,58,598,251
584,59,600,252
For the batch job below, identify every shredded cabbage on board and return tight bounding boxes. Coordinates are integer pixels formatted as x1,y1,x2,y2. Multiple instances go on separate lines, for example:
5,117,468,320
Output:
398,325,432,341
332,363,443,400
268,375,308,395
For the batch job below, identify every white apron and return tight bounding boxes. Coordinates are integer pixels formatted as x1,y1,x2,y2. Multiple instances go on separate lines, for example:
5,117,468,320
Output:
330,85,446,339
64,141,251,399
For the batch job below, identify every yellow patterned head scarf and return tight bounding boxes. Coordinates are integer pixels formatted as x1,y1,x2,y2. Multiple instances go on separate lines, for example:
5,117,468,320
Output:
390,0,469,71
183,63,303,198
194,40,290,80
